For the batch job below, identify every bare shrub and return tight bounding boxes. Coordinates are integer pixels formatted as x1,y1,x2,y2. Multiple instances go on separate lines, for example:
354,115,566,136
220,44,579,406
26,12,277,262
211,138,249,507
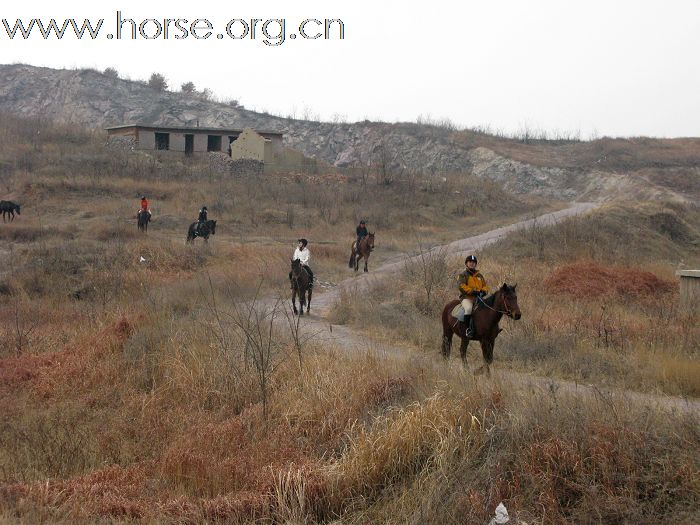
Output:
1,403,99,480
403,245,449,314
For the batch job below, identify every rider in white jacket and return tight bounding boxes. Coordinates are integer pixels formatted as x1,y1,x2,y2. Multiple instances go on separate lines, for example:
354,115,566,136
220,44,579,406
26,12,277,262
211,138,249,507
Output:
290,238,314,286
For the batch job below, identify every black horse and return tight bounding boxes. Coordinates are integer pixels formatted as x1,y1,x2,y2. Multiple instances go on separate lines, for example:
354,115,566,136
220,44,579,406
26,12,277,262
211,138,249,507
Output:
186,219,217,243
137,210,151,232
290,258,312,315
0,201,20,222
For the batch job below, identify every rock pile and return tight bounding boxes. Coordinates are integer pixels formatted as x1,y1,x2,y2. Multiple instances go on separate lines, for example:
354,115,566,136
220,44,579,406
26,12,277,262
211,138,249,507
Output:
105,136,135,151
208,153,263,177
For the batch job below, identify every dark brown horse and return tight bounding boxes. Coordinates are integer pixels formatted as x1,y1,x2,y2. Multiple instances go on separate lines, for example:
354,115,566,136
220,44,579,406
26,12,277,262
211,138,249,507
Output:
441,283,521,375
0,201,20,222
349,233,375,273
137,210,150,232
186,219,216,243
290,258,312,315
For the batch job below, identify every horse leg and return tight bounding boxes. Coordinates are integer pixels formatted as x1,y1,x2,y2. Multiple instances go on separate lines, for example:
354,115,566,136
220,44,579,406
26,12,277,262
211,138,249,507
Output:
460,338,470,369
299,287,305,316
307,288,312,313
475,340,494,376
292,288,298,315
441,328,452,359
354,255,360,272
364,256,368,273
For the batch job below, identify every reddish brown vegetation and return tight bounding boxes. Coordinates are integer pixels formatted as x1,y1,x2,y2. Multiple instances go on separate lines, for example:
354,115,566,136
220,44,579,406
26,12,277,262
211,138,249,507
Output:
544,261,676,299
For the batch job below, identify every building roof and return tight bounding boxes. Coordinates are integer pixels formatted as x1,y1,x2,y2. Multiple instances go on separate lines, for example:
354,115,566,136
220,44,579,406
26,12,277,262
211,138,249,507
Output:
105,124,283,137
676,270,700,278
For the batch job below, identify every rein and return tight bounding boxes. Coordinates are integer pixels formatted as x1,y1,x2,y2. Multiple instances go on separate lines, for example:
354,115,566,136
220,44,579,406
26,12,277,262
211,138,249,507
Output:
476,293,514,318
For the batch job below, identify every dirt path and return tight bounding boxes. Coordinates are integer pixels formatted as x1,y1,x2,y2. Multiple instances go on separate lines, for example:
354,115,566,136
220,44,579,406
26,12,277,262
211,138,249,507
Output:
282,202,700,415
308,202,598,315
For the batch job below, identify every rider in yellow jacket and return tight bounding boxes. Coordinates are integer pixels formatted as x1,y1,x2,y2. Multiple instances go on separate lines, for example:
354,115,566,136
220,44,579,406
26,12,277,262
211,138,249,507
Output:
458,255,489,337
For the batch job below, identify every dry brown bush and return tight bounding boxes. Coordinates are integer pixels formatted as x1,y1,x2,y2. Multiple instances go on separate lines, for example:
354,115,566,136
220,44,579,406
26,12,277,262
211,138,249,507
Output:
544,261,676,299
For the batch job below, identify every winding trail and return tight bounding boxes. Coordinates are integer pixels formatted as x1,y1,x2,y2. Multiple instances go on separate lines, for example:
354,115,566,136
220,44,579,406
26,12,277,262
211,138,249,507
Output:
309,202,598,315
281,201,700,416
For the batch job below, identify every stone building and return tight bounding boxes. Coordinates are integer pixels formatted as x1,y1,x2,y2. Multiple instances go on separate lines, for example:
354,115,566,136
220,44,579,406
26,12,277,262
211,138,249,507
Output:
105,124,283,161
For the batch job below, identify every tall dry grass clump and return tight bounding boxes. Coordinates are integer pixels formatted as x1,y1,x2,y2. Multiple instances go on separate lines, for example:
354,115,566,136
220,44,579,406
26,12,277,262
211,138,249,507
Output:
322,392,488,511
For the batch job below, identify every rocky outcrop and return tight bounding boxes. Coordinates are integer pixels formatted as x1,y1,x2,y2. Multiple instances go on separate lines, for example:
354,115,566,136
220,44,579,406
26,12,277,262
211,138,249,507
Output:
0,64,473,175
469,147,577,198
1,64,695,202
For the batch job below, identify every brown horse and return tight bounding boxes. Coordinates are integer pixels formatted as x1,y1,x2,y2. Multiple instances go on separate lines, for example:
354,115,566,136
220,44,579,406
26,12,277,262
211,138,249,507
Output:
349,233,375,273
290,258,312,315
441,283,521,375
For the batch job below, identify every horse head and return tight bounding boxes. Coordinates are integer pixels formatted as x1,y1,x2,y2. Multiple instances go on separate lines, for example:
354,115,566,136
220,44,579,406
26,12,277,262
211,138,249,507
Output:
14,203,20,215
367,232,375,251
498,283,521,320
210,220,217,234
292,258,310,282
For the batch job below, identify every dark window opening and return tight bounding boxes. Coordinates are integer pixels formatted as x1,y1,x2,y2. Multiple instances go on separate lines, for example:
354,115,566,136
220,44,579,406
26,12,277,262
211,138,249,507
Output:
185,134,194,156
207,135,222,152
155,132,170,150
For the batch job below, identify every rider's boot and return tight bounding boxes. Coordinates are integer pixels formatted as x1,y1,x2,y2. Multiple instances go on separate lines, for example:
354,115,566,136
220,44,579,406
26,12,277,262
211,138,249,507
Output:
463,315,472,338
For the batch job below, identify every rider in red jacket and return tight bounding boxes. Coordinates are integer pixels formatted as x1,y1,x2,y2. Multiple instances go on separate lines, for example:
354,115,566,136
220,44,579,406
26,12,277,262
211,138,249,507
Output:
138,196,151,222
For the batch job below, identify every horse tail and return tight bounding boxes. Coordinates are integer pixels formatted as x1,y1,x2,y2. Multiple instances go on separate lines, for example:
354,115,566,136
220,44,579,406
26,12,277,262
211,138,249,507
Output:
348,252,355,268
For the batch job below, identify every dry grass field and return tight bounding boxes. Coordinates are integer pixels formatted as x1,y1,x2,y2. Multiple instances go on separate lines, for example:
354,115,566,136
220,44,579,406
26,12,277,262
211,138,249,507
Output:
0,114,698,524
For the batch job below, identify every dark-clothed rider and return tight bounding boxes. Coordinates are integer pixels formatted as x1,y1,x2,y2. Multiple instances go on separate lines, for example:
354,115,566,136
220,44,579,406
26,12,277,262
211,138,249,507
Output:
197,206,208,233
356,220,368,247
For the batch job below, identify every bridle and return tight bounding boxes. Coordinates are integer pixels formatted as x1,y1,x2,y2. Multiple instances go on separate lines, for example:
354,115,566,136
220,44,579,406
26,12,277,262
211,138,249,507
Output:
477,292,515,318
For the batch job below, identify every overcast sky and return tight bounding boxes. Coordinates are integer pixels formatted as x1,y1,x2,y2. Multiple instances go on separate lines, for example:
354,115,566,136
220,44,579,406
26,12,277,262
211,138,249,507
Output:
2,0,699,137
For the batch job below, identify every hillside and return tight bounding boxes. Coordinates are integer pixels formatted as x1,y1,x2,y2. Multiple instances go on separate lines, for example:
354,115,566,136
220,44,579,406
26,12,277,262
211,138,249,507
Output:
0,107,698,523
1,63,698,202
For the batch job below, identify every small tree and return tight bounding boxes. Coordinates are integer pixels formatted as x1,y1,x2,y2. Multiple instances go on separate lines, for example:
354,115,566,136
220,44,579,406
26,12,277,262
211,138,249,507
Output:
103,67,119,79
148,73,168,92
180,81,196,94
